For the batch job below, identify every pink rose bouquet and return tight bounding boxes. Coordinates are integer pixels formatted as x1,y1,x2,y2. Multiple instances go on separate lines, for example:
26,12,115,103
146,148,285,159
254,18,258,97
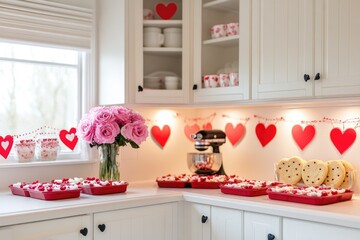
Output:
77,106,148,148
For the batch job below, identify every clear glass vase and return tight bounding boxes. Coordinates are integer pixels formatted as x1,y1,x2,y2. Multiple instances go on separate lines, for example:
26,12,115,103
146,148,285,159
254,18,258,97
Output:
98,143,120,181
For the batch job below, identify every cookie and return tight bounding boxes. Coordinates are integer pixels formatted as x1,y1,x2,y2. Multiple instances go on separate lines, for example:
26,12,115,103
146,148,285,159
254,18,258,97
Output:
324,160,346,188
276,156,306,184
301,160,328,186
340,160,355,189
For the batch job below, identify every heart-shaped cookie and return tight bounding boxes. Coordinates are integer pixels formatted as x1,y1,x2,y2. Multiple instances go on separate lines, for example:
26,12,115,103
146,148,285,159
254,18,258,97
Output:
324,160,346,188
301,160,328,186
276,156,306,184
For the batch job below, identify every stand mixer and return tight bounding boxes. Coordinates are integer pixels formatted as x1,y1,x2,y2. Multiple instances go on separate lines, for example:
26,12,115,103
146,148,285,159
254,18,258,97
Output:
187,130,226,175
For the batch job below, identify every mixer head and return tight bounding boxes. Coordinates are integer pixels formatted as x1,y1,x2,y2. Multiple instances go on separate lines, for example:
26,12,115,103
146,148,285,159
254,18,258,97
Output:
191,130,226,153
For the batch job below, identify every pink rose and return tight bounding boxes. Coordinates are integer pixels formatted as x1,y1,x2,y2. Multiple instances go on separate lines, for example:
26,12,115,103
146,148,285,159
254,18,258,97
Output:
111,106,131,125
94,122,120,144
129,111,146,123
77,116,95,143
93,108,115,124
121,121,149,145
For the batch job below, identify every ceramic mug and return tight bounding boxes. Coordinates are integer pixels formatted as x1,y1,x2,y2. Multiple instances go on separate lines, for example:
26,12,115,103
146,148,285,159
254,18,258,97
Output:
211,24,227,39
143,9,155,20
143,27,164,47
229,72,239,86
203,74,219,88
163,28,182,47
219,73,230,87
226,22,239,36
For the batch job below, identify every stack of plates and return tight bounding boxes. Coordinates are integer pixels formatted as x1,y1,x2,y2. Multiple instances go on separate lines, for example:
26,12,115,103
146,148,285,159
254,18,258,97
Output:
144,71,180,89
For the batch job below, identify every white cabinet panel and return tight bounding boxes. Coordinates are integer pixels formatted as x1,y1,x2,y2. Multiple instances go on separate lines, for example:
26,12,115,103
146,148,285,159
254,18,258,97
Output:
211,206,243,240
283,218,360,240
94,203,178,240
244,212,281,240
184,203,211,240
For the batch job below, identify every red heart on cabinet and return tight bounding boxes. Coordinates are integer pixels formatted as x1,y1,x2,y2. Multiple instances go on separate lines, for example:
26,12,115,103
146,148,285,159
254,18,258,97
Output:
292,125,316,150
0,135,14,159
151,125,171,148
59,128,78,151
202,122,212,130
330,128,356,154
155,2,177,20
225,123,245,146
184,124,200,142
255,123,276,147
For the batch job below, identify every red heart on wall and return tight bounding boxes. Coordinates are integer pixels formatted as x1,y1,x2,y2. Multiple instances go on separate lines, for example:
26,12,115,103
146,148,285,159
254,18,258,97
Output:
59,128,78,151
292,125,316,150
225,123,245,146
184,124,200,142
255,123,276,147
330,128,356,154
0,135,14,159
155,2,177,20
151,125,171,148
202,122,212,130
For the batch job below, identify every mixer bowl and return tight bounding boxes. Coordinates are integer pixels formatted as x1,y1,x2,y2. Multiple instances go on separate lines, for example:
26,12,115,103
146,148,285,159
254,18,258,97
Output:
187,153,222,175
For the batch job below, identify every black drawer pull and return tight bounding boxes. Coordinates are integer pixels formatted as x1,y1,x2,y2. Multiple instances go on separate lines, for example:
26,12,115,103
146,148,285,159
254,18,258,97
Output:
268,233,275,240
98,224,106,232
80,227,88,236
201,215,208,223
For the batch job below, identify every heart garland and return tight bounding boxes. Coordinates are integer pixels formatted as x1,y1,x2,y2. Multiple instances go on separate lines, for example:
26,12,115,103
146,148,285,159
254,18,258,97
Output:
0,135,14,159
151,125,171,148
59,128,78,151
155,2,177,20
292,125,316,150
330,128,357,154
225,123,246,146
202,122,212,130
184,124,200,142
255,123,277,147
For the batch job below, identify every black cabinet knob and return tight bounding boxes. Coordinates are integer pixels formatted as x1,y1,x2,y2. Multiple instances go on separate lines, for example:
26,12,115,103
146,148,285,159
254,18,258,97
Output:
79,227,88,236
192,84,198,90
304,74,310,82
138,85,143,92
268,233,275,240
314,72,320,80
98,224,106,232
201,215,208,223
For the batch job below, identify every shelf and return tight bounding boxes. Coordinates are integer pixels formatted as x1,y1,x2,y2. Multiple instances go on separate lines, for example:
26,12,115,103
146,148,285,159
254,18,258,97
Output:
143,20,182,28
143,47,182,56
203,35,239,47
203,0,239,12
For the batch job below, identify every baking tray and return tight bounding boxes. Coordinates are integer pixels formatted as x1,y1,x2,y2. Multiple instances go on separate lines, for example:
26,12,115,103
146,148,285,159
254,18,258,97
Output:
28,189,81,200
9,186,30,197
190,181,222,189
81,183,128,195
267,189,353,205
156,181,190,188
220,186,269,196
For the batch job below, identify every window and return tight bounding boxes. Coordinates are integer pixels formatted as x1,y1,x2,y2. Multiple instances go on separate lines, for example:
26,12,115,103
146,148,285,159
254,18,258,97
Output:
0,41,90,163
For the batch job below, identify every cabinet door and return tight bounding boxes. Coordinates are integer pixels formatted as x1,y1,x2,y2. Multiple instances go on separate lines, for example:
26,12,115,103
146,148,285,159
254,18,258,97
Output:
94,203,178,240
10,215,92,240
252,0,314,100
244,212,281,240
184,203,211,240
314,0,360,96
211,206,243,240
283,218,360,240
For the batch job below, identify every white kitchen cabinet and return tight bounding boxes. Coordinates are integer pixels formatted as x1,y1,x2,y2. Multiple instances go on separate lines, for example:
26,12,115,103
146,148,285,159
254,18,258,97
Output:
193,0,251,103
252,0,360,100
244,212,281,240
94,202,178,240
128,0,191,104
4,215,92,240
211,206,243,240
283,218,360,240
184,203,211,240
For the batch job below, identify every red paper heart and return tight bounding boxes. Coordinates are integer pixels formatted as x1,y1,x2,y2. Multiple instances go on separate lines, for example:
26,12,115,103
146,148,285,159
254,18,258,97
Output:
59,128,78,151
155,2,177,20
184,124,200,142
151,125,171,147
225,123,245,146
330,128,356,154
255,123,276,147
0,135,14,159
202,122,212,130
292,125,316,150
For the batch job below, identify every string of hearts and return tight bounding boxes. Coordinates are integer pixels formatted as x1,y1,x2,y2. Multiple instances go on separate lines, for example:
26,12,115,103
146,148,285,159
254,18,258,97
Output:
0,127,78,159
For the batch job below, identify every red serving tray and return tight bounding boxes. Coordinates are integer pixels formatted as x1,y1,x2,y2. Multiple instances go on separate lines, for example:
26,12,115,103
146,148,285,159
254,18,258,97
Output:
9,186,30,197
220,186,268,197
81,183,128,195
267,189,353,205
156,181,189,188
28,189,81,200
190,181,223,189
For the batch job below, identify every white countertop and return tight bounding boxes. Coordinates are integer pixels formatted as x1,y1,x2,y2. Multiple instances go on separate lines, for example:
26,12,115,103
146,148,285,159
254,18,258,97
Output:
1,181,359,229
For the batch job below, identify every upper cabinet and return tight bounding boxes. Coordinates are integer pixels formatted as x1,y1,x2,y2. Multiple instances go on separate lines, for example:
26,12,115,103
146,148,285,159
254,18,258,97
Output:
252,0,360,100
193,0,251,103
128,0,191,104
